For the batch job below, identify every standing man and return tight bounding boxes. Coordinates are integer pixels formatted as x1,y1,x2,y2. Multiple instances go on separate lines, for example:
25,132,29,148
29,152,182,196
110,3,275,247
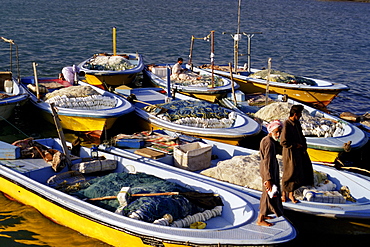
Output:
280,105,314,203
257,120,284,226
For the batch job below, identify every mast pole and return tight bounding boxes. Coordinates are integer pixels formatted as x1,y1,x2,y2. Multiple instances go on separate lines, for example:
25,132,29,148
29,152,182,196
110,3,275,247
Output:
188,35,195,69
112,27,117,56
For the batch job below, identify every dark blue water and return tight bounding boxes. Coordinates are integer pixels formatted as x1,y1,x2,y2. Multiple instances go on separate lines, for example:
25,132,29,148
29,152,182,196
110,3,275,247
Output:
1,0,370,246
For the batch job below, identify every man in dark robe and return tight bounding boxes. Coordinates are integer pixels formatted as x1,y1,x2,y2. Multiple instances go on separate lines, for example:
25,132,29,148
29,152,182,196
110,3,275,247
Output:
257,120,284,226
280,105,314,203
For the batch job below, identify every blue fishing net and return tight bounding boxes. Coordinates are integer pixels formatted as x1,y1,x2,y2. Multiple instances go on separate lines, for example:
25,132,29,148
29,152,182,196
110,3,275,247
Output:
74,172,204,222
154,100,229,121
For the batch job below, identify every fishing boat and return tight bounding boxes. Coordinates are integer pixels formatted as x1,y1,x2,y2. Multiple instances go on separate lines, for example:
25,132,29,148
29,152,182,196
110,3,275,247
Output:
20,76,134,132
100,132,370,221
77,28,144,88
78,52,144,88
145,64,239,103
114,86,261,145
0,37,29,121
0,138,296,246
193,65,349,107
0,72,28,121
223,93,369,164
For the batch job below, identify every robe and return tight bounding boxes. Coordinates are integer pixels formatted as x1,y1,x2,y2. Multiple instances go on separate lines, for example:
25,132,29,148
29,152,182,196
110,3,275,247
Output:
171,62,183,75
259,136,284,217
280,118,314,193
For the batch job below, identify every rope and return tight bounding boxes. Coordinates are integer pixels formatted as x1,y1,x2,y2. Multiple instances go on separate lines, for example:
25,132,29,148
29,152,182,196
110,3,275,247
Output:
170,206,222,228
0,115,29,138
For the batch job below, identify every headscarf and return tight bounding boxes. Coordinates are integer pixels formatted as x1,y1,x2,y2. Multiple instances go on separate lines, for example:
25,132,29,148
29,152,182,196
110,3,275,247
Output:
267,120,282,133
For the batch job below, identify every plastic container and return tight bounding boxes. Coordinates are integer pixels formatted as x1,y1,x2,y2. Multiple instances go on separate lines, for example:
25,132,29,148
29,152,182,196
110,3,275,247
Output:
115,138,144,149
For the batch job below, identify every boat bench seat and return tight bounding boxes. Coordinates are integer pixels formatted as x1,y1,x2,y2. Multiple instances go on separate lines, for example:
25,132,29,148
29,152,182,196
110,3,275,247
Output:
0,158,51,174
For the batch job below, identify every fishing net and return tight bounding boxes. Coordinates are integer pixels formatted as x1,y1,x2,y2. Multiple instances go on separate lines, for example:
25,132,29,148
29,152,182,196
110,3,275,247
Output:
124,196,198,222
250,69,317,86
44,86,99,100
254,102,345,137
44,86,116,109
170,74,224,87
201,154,354,203
47,171,88,193
154,100,230,121
73,172,205,221
83,55,135,71
201,153,283,191
144,100,235,128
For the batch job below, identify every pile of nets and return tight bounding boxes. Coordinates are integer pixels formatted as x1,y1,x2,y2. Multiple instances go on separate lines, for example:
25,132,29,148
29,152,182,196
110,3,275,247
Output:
201,153,355,203
201,153,283,191
145,100,236,128
254,102,345,137
250,69,317,86
82,55,135,71
170,73,224,87
294,170,356,203
74,172,205,222
44,86,116,110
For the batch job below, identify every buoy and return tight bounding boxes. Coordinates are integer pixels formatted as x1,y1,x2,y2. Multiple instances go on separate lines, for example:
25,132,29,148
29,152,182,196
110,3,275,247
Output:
190,221,206,229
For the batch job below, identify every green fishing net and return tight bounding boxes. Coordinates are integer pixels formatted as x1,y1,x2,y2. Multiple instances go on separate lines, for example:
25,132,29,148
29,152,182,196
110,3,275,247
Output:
150,100,229,121
250,69,317,86
74,172,204,222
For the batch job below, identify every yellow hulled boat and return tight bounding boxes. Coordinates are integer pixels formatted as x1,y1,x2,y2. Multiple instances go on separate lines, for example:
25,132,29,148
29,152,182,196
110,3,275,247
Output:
197,66,349,107
78,52,144,88
0,138,296,246
20,77,134,132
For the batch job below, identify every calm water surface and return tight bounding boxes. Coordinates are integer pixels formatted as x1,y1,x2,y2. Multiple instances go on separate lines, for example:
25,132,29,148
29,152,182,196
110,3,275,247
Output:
1,0,370,246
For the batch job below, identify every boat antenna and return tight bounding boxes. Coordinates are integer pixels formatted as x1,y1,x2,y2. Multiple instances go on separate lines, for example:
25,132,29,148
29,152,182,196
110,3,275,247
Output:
234,0,242,72
242,32,262,73
222,0,262,73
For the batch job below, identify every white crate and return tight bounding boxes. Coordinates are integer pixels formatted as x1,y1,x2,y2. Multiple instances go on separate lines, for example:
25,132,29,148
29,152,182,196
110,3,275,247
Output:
174,142,212,171
152,67,168,78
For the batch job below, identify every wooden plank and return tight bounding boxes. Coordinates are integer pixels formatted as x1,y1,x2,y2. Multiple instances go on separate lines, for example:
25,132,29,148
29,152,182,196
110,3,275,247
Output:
134,148,165,159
